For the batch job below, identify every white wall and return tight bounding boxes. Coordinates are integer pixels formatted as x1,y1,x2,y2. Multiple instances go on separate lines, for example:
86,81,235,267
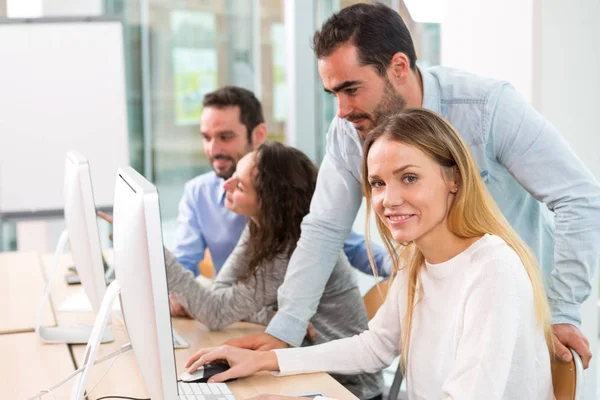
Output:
11,0,105,253
43,0,102,16
7,0,101,18
537,4,600,396
6,0,42,18
441,0,534,101
442,1,600,397
535,0,600,183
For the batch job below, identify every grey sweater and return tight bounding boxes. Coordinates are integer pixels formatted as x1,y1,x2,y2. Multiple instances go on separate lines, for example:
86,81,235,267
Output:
165,227,383,399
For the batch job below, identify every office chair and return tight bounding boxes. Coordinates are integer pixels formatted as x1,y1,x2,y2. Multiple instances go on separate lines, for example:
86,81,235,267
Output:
363,278,390,320
198,249,215,279
552,348,585,400
389,348,584,400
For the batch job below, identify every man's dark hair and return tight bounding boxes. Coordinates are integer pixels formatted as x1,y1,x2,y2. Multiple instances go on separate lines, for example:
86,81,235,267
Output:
313,2,417,75
203,86,265,142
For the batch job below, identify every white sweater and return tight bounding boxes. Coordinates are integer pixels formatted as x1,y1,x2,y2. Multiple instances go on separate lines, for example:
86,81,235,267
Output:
274,235,554,400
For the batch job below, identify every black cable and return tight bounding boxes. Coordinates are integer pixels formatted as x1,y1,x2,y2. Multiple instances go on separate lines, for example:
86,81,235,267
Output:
96,396,151,400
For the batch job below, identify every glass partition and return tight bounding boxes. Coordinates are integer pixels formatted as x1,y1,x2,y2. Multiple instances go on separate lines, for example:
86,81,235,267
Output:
105,0,286,232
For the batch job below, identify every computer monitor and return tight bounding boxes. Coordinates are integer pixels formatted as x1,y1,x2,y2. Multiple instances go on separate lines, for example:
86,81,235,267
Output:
64,151,107,312
112,166,178,398
36,151,113,344
70,166,233,400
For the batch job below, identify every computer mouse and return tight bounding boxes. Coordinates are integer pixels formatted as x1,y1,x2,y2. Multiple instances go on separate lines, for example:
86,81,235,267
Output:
179,361,231,383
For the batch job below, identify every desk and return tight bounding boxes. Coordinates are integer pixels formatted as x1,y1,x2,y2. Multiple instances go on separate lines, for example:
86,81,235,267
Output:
0,252,55,334
0,332,74,399
41,252,97,327
171,319,358,400
47,252,358,400
70,318,357,399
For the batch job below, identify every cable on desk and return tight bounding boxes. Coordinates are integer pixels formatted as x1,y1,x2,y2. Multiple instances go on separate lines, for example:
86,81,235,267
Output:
38,389,57,400
84,350,123,397
25,342,132,400
96,396,151,400
95,342,132,364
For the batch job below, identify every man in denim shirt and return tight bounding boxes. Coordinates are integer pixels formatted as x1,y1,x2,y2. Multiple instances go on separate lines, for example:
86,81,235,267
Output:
229,3,600,367
172,86,390,277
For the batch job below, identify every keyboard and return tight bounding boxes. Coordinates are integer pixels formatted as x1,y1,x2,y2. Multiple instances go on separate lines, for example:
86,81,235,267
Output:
178,382,236,400
172,327,190,349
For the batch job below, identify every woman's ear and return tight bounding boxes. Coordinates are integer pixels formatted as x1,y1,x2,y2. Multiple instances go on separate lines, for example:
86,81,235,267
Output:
446,165,461,193
251,123,268,149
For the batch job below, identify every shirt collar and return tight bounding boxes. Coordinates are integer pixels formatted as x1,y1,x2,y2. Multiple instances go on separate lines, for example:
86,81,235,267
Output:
214,174,227,205
420,67,441,114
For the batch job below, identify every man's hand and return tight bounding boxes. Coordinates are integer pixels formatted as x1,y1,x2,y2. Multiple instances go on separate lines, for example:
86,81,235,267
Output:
97,211,113,224
97,211,114,240
169,294,193,319
223,333,289,351
306,322,317,343
552,323,592,369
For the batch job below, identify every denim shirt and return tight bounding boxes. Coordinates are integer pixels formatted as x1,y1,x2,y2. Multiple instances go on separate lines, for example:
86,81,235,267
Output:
172,172,390,277
266,66,600,347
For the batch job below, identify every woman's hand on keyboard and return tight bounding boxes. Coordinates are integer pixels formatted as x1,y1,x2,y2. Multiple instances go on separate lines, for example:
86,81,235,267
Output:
185,345,278,383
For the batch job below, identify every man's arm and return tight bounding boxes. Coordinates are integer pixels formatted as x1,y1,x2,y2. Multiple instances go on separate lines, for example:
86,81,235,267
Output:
490,84,600,327
265,121,364,347
344,230,391,277
172,183,207,276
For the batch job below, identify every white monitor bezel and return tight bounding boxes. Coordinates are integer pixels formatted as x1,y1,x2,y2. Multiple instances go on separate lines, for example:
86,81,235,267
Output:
64,150,106,313
113,166,178,399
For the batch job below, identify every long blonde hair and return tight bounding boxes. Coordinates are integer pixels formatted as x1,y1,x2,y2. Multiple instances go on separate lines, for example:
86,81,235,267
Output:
362,109,553,372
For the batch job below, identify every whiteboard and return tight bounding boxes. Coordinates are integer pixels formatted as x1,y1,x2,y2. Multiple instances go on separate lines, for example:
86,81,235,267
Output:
0,18,129,214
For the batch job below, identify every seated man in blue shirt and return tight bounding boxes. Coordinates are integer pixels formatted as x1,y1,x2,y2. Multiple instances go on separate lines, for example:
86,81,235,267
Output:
172,86,390,277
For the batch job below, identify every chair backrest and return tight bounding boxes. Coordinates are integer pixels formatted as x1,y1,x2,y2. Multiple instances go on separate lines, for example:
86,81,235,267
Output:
363,278,391,320
198,249,215,279
551,348,584,400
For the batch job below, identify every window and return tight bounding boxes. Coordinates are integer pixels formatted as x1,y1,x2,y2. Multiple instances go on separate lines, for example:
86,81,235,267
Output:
105,0,286,237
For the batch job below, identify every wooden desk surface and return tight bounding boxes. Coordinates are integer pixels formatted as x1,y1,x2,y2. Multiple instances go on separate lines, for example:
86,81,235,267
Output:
40,252,96,327
0,252,55,334
71,318,358,400
171,319,358,400
0,332,74,399
37,250,357,399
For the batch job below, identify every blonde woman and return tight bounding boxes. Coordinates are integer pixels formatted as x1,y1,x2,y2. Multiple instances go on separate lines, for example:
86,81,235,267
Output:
184,109,555,400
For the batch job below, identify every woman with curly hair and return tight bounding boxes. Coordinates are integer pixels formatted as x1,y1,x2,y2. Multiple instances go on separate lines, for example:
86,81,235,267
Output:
165,141,383,400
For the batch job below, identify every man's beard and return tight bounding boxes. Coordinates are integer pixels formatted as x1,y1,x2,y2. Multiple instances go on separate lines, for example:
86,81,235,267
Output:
210,142,253,179
210,154,236,179
371,78,406,129
347,78,406,138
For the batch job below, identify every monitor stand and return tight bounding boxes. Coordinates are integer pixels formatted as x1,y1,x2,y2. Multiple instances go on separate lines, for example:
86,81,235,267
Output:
35,229,113,344
70,280,121,400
